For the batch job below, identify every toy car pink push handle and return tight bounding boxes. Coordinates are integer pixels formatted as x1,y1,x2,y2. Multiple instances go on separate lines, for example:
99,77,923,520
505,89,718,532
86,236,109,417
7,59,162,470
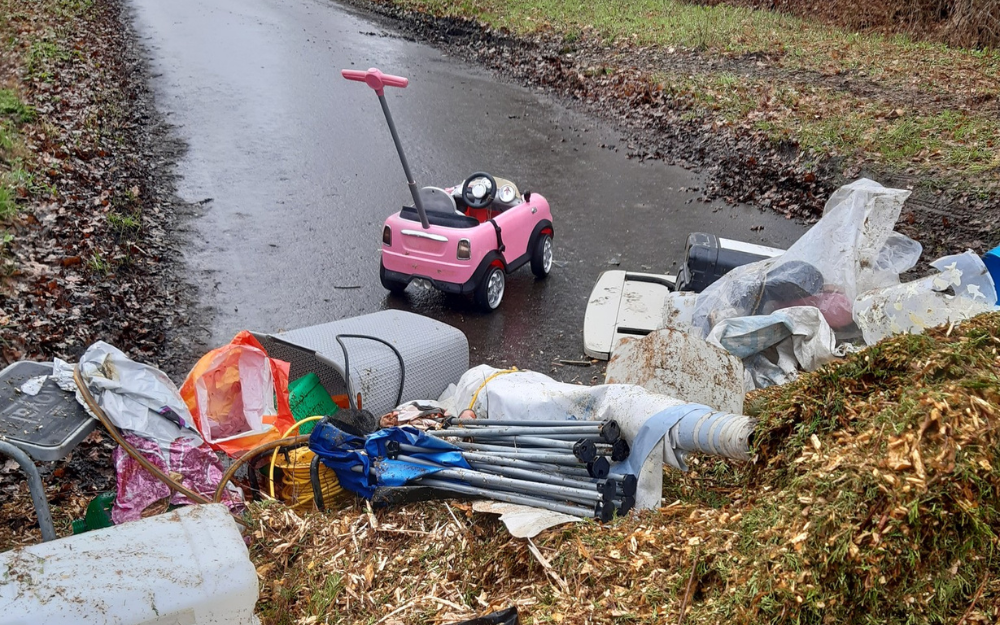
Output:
342,67,429,228
341,68,408,96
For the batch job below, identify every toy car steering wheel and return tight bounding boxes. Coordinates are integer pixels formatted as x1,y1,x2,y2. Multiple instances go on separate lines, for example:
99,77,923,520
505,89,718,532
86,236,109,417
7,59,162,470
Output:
462,172,497,209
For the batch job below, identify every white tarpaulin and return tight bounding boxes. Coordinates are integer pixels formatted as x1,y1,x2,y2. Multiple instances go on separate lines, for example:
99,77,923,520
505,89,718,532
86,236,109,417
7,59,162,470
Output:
854,250,998,343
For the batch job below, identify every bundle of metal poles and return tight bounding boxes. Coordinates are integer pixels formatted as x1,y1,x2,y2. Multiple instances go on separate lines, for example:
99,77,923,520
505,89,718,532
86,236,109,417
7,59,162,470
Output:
393,418,635,522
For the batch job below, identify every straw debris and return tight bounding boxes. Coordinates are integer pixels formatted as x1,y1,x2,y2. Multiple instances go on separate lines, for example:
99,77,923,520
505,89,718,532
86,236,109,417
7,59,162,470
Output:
250,312,1000,624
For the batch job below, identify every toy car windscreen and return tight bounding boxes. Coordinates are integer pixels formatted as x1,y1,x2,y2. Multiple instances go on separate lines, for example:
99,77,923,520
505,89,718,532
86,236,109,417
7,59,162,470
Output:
418,186,458,214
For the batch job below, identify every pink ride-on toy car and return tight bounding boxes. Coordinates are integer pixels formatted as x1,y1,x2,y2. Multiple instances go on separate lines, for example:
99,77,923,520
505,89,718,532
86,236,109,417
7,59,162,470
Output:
343,68,555,312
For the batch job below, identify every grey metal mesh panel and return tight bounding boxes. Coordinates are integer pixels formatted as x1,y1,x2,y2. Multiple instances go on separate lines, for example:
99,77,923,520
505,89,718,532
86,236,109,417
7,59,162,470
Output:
262,311,469,417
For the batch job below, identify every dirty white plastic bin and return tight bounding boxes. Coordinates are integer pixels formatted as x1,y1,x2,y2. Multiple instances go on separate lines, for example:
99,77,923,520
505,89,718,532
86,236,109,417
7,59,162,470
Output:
0,504,258,625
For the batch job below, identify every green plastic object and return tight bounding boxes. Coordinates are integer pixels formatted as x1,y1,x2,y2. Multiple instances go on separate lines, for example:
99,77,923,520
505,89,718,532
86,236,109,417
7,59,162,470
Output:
288,373,338,435
71,491,115,534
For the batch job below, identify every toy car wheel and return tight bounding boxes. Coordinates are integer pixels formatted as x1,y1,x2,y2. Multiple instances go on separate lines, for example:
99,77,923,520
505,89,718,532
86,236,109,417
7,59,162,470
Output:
530,234,553,279
475,266,505,311
379,261,409,294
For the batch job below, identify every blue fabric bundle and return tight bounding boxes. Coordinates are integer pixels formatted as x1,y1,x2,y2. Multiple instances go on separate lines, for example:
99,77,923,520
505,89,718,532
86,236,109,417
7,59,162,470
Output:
308,423,471,498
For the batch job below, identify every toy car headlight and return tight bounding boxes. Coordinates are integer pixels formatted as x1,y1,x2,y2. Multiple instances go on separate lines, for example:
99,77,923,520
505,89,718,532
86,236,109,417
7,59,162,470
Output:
457,239,471,260
382,225,392,245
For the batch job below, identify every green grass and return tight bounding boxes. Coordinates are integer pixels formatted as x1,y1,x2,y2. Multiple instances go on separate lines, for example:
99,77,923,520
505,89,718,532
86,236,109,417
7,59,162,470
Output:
652,70,1000,176
395,0,1000,77
56,0,94,16
0,90,36,221
0,89,35,124
391,0,1000,183
0,123,12,152
0,231,14,277
5,165,32,188
107,212,140,232
87,249,110,274
26,39,72,76
0,185,15,221
307,574,345,615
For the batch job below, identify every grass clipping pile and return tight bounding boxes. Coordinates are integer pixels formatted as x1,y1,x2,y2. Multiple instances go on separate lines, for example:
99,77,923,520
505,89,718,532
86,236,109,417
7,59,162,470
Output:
249,313,999,625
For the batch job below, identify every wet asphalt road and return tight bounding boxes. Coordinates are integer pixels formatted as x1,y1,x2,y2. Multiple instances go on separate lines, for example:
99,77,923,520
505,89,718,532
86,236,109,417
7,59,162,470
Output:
129,0,806,380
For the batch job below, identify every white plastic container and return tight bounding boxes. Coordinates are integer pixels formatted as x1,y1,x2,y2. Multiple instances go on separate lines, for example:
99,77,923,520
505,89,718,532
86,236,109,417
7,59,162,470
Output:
0,504,258,624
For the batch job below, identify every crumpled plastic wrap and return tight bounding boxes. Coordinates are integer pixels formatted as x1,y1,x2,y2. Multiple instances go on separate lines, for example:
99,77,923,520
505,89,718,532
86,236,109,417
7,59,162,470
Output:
74,342,202,449
693,179,918,338
73,341,244,522
854,250,998,344
112,433,244,524
706,306,846,389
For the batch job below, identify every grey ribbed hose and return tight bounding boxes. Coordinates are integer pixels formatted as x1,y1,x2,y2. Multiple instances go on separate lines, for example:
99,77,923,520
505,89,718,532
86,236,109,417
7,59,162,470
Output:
670,411,755,461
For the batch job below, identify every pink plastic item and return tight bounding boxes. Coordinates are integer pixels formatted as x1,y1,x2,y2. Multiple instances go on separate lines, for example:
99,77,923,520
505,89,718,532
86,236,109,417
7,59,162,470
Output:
343,66,556,311
341,68,408,96
111,433,244,524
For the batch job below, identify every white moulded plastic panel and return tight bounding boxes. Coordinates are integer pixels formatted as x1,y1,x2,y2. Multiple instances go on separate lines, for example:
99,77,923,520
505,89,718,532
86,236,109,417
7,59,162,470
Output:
583,271,677,360
0,504,259,625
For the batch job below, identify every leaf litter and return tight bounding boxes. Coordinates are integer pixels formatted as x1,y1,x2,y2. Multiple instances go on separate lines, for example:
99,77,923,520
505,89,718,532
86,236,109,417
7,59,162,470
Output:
0,0,203,549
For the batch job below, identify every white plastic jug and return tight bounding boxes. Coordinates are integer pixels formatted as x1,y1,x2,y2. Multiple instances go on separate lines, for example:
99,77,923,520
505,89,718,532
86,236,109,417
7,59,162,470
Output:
0,504,258,624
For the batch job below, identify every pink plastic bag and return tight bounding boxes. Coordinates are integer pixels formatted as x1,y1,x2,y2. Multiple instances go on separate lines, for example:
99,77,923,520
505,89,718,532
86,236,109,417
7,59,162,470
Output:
111,433,244,524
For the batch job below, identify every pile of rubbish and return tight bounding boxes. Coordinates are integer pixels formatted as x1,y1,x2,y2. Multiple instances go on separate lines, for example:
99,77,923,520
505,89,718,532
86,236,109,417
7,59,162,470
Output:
606,179,999,396
249,313,1000,625
2,177,997,624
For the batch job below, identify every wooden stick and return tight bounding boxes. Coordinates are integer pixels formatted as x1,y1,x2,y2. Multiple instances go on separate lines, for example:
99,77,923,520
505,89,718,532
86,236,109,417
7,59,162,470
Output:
677,550,700,625
957,576,989,625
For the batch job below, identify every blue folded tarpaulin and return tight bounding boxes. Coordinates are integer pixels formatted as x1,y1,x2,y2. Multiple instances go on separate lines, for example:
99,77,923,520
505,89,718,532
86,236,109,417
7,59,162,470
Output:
308,423,471,499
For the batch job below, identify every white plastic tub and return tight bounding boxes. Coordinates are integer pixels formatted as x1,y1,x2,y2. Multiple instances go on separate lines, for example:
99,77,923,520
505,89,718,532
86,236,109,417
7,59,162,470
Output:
0,504,258,625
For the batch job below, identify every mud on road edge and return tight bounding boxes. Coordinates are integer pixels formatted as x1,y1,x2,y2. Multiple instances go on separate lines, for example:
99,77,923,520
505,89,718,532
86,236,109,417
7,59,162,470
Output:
341,0,999,260
0,0,210,549
0,0,211,380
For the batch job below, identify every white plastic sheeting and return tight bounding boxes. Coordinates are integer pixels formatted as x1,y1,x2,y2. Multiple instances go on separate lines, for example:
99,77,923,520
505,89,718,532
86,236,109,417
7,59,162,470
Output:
693,179,917,338
855,250,998,343
706,306,844,389
68,341,202,449
688,179,930,388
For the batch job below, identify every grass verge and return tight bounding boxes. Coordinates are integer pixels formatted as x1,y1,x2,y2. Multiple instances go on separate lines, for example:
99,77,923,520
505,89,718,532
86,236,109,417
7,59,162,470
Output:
658,71,1000,176
0,88,36,255
385,0,1000,185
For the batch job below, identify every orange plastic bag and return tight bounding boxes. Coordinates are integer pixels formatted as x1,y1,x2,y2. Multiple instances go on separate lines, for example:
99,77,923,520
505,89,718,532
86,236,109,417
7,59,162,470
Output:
180,331,295,457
